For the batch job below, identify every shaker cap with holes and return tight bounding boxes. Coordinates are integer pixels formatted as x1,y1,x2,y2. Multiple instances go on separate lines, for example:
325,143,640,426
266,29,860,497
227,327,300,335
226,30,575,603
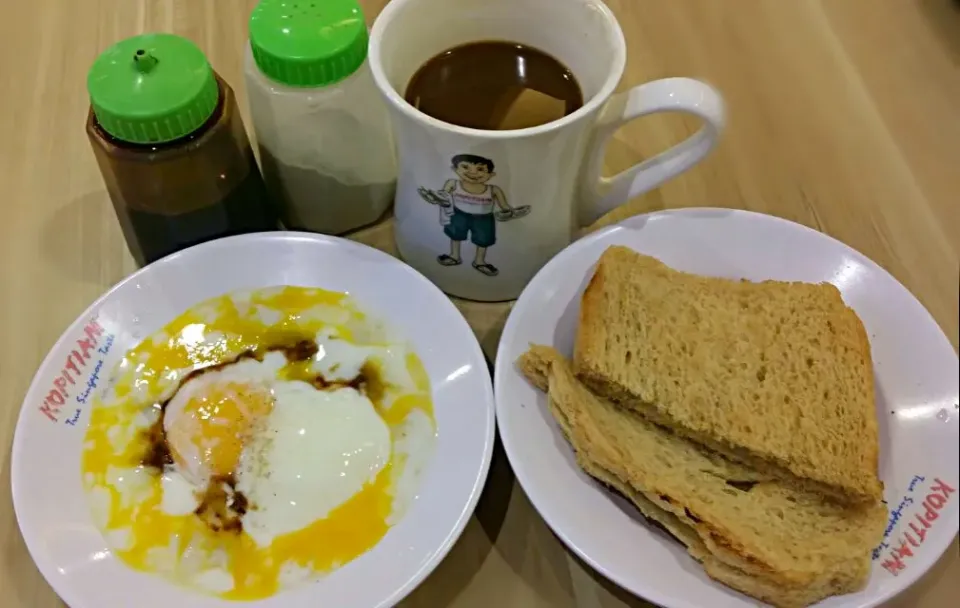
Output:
249,0,368,87
86,33,220,144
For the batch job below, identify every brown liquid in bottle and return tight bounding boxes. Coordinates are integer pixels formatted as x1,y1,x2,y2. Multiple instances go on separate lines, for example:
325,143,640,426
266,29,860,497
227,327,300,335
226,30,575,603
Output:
405,41,583,130
87,76,277,266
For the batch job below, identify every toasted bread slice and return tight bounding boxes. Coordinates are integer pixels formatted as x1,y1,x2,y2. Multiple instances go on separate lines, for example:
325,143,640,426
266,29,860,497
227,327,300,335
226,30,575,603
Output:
587,463,870,608
573,246,882,504
518,345,885,606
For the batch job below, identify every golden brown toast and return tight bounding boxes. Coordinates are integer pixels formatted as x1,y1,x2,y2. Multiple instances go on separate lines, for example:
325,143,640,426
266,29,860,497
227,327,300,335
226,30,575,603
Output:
574,246,882,504
518,345,885,607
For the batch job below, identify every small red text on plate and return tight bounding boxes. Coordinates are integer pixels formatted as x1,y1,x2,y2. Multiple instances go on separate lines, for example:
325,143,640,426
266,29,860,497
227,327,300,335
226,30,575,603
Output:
880,478,955,576
37,319,106,423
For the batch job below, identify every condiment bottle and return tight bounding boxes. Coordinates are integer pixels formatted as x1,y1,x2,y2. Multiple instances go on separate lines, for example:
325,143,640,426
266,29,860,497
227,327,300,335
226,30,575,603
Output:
245,0,396,235
87,33,277,266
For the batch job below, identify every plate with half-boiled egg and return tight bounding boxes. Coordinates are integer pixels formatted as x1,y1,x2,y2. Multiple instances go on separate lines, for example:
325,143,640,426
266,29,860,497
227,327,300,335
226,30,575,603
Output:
12,233,495,608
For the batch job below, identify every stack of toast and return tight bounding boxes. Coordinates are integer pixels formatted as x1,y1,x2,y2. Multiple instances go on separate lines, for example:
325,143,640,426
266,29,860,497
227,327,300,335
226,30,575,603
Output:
517,246,888,607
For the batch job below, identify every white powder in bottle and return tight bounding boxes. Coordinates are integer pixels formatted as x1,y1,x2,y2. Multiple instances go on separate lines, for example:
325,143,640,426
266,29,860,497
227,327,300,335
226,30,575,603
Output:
244,3,396,235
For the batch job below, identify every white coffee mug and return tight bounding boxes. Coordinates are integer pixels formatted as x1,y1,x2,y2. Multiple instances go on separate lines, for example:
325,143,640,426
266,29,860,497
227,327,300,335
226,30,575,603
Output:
369,0,724,302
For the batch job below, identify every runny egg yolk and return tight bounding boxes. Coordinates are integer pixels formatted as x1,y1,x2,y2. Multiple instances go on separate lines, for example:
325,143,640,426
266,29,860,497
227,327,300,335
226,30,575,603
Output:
166,381,275,482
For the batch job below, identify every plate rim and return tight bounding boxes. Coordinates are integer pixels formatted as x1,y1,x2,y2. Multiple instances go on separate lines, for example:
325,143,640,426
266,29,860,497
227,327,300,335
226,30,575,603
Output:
11,230,497,608
494,207,960,608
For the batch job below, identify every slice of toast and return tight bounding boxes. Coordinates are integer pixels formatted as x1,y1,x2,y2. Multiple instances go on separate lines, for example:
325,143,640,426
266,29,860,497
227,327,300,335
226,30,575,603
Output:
574,246,882,505
518,346,886,607
587,463,871,608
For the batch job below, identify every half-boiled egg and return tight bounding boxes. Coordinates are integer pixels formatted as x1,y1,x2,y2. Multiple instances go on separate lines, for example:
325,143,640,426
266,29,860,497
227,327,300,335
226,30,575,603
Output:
81,286,436,600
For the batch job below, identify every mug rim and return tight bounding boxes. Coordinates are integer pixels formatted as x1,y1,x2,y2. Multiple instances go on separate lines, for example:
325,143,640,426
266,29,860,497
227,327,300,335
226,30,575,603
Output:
368,0,627,139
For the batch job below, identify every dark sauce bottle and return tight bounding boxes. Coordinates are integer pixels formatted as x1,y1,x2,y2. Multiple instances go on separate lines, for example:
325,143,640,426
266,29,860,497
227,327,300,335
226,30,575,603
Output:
86,33,277,266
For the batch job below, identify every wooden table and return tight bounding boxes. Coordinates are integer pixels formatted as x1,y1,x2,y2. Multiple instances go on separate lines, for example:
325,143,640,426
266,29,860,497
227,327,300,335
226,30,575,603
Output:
1,1,957,606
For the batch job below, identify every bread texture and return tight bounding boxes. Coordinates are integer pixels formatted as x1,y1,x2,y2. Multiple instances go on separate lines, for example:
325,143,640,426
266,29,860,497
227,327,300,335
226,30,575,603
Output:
573,246,882,504
518,346,886,607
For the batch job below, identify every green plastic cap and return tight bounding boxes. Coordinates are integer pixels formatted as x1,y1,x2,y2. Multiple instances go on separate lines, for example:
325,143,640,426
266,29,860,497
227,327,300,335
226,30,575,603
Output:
87,33,219,144
249,0,368,87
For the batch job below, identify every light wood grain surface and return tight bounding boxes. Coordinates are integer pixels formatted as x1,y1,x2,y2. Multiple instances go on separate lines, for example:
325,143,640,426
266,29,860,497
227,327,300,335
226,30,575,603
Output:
1,1,957,606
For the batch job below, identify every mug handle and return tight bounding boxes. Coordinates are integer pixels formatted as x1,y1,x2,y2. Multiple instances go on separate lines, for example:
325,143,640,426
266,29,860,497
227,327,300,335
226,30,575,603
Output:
579,77,725,226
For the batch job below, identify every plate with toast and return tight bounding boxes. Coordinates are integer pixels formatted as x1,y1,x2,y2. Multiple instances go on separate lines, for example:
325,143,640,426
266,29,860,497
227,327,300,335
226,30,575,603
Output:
494,208,958,608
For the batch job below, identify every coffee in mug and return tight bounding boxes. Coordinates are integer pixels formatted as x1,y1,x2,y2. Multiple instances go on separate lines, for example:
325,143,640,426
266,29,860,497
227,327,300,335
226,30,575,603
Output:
404,41,584,131
369,0,725,302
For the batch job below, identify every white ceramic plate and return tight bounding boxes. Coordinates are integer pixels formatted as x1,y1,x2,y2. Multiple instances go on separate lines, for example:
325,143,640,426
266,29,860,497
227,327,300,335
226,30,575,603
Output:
12,232,495,608
494,208,959,608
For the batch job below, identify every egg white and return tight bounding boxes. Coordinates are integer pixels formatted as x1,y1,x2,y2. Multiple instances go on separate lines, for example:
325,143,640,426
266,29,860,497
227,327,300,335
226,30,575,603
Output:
237,383,392,548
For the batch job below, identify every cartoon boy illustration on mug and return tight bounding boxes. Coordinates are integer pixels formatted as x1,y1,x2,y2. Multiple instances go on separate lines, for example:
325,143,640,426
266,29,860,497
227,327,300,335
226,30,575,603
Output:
417,154,530,277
